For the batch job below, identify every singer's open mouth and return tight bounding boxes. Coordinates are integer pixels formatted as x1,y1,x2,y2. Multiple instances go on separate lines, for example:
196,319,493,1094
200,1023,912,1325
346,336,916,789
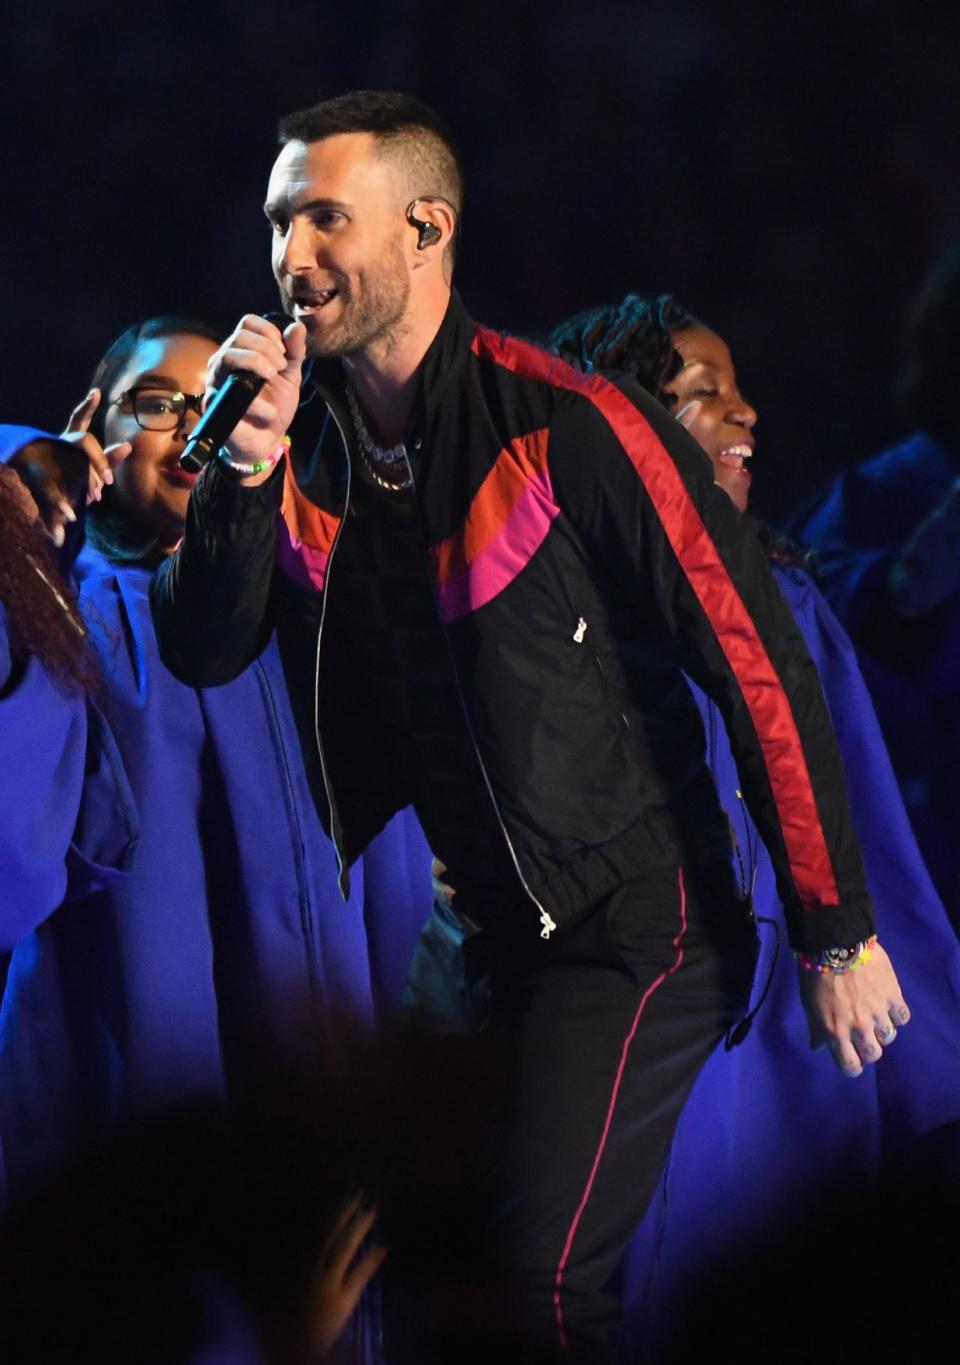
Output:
292,289,338,317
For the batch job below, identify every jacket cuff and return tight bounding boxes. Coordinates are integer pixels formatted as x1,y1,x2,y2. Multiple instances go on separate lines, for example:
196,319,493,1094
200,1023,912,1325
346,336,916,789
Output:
192,455,285,522
786,899,878,954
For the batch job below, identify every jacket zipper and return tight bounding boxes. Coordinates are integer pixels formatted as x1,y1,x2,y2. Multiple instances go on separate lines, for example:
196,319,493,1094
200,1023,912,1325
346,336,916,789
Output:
402,448,558,940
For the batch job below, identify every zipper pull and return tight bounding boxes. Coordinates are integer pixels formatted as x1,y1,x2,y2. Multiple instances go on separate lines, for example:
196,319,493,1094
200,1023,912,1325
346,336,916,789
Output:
572,616,587,644
539,909,557,939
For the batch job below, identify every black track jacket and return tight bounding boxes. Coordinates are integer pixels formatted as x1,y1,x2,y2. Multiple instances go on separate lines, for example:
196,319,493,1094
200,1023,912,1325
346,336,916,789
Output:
152,294,875,953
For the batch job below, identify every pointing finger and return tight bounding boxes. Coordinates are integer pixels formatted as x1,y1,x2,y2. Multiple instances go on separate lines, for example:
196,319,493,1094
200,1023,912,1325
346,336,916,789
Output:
64,388,101,435
674,399,703,429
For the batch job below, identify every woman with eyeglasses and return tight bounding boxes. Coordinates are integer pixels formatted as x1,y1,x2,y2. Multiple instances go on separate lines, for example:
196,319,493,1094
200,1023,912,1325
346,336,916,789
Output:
0,317,433,1245
76,316,217,564
547,295,960,1359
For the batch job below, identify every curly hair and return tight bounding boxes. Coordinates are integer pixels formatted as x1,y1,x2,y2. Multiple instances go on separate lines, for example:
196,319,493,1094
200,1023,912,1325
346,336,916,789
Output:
548,293,697,402
0,468,96,695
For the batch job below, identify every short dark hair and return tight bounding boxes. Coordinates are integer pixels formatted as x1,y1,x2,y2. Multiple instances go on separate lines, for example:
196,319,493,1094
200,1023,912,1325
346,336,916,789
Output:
278,90,463,259
548,293,696,401
86,314,222,566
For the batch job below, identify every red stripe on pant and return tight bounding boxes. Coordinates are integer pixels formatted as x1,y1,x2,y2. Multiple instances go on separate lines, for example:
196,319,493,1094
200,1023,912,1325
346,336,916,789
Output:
552,865,690,1349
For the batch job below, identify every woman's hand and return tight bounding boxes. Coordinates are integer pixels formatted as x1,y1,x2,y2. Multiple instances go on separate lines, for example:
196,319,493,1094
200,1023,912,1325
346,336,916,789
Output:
799,941,911,1076
60,389,132,504
307,1194,387,1356
7,436,88,550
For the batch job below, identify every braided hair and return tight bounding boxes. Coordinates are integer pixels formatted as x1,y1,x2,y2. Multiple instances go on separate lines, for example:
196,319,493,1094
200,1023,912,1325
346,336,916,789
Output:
547,293,696,402
548,293,810,569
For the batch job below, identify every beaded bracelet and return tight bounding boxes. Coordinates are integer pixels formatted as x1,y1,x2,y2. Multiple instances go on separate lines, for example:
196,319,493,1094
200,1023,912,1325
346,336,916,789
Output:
794,936,878,975
217,434,290,479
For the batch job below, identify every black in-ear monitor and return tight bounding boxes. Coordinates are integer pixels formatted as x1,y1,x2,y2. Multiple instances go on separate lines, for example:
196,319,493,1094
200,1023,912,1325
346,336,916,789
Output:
406,199,443,250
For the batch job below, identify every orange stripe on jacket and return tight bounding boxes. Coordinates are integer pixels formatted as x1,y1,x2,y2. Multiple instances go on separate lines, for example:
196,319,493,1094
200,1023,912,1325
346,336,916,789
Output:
276,460,341,593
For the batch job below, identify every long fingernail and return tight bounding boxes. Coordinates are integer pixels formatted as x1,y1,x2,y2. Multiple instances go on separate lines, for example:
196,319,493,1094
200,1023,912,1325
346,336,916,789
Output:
57,500,77,523
51,523,65,548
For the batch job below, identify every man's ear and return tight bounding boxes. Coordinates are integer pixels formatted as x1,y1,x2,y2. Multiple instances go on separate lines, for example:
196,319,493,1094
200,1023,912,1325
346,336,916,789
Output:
405,198,458,256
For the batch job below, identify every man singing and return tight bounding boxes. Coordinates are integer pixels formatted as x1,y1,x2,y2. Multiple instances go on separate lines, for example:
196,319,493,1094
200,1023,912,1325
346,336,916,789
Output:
152,90,909,1360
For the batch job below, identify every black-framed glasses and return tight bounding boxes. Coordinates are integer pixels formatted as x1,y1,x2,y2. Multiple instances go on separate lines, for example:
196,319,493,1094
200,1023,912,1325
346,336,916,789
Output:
110,385,205,432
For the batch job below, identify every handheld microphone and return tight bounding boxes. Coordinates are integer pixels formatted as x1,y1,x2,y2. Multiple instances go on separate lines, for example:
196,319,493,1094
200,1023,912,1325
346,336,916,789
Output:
179,311,289,473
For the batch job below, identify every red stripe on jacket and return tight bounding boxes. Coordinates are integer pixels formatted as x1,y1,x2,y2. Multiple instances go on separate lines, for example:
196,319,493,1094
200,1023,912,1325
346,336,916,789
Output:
471,326,841,911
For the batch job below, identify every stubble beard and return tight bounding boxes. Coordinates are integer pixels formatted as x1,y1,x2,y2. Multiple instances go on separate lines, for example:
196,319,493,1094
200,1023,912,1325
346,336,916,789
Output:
303,237,412,362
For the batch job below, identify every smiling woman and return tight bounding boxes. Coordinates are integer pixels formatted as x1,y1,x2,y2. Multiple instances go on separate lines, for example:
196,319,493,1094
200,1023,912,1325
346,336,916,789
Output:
547,291,960,1359
661,323,757,513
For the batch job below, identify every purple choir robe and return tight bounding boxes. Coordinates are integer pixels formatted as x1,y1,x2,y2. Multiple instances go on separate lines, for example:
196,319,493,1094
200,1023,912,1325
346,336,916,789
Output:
790,432,960,925
0,542,432,1205
618,562,960,1360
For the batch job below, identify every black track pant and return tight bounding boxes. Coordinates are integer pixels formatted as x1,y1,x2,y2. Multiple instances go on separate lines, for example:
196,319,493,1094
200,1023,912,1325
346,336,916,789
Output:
485,862,758,1361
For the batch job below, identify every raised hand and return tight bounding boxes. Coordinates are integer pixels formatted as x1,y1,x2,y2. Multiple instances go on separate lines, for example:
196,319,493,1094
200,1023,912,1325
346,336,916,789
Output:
61,388,132,504
205,315,307,483
7,436,89,551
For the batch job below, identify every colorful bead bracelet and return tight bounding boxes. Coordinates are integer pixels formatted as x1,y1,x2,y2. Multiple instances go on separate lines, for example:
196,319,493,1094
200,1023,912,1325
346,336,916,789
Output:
794,936,878,975
217,434,290,479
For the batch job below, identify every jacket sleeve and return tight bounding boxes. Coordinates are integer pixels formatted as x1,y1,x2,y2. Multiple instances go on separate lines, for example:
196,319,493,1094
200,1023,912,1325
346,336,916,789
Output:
547,374,875,953
150,458,284,687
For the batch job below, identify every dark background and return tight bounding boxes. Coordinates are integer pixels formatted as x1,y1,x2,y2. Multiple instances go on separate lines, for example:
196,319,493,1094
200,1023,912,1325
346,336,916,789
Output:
3,0,958,524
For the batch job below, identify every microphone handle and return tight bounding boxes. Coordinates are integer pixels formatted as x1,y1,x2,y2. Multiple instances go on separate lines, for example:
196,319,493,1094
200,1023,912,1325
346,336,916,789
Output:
179,370,266,473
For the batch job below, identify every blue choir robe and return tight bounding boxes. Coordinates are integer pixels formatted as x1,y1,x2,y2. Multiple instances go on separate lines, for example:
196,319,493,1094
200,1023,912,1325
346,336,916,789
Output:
619,562,960,1360
0,425,137,952
1,425,139,1206
0,602,135,955
790,432,960,924
0,543,432,1203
